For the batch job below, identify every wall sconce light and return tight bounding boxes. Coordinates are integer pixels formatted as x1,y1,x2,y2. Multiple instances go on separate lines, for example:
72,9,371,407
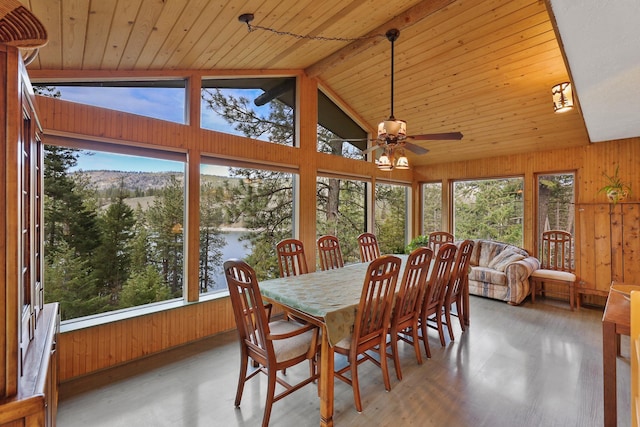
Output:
552,82,573,113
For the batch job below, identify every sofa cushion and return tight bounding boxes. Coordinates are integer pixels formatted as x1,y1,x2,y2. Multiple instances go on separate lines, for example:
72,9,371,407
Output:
475,241,507,267
530,269,576,282
468,266,508,286
488,250,526,272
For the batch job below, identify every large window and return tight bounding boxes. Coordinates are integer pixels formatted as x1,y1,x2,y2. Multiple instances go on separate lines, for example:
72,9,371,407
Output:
200,160,295,292
201,77,296,145
422,182,443,234
316,175,366,263
33,80,187,123
375,182,409,254
453,177,524,246
43,145,186,321
317,90,366,160
536,172,575,261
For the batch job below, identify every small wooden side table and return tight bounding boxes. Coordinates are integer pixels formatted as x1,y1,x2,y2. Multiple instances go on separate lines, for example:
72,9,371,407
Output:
602,283,632,427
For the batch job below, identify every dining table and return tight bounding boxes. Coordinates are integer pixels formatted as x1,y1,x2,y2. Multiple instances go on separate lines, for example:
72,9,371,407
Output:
259,256,408,427
602,282,632,427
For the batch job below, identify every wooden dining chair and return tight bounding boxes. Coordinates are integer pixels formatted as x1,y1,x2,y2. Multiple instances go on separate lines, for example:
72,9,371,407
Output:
442,240,474,341
334,255,401,412
317,235,344,270
530,230,577,310
419,243,457,357
224,259,319,427
387,246,433,380
276,238,308,277
428,231,454,254
357,232,381,262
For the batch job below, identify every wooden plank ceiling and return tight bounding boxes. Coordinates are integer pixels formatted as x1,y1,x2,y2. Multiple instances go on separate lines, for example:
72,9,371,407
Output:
20,0,590,166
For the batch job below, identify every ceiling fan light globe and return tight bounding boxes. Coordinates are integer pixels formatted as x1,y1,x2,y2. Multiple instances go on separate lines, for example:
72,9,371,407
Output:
395,155,409,169
377,152,392,170
377,121,388,140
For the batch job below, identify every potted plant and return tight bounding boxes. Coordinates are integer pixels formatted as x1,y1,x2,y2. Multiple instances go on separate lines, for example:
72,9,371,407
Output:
598,165,631,204
406,234,430,253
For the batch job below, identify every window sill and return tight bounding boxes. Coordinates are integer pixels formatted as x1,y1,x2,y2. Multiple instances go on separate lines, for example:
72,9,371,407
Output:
59,291,230,333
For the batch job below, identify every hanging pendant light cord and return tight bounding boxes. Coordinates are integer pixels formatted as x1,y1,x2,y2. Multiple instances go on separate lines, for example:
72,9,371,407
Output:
385,29,400,120
389,35,395,119
239,13,384,42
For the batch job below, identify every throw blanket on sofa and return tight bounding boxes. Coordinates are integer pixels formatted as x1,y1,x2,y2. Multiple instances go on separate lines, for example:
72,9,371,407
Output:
467,239,540,305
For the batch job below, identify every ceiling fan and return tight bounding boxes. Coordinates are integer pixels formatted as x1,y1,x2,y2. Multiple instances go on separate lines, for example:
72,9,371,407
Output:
334,29,463,170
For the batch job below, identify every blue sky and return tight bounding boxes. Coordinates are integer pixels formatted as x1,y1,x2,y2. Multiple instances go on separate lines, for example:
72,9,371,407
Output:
58,86,264,176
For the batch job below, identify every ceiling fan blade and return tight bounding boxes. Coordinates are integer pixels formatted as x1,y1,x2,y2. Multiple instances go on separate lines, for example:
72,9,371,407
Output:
403,142,429,155
328,138,369,143
408,132,464,141
362,145,381,154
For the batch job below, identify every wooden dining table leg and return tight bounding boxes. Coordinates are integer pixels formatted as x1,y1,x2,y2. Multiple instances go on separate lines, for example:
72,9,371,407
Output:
463,281,470,326
319,325,334,427
602,319,617,427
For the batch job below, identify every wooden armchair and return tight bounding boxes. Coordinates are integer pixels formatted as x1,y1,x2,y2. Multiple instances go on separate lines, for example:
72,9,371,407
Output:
276,238,308,277
419,243,457,357
442,239,474,341
334,255,401,412
224,259,319,427
357,232,380,262
428,231,454,254
530,230,577,310
388,246,433,380
317,235,344,270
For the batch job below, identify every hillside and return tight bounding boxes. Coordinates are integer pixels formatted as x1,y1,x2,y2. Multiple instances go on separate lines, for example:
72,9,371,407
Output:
71,170,239,193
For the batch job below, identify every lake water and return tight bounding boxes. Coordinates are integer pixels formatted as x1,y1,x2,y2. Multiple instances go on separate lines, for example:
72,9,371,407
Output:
210,230,251,292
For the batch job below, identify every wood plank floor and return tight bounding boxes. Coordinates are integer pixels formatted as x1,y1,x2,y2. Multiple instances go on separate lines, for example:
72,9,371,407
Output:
57,296,630,427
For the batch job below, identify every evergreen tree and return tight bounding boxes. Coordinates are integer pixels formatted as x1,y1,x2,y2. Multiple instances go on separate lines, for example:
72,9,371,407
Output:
222,171,293,279
423,183,443,234
119,265,172,308
316,177,365,263
202,88,293,145
538,174,574,233
199,182,226,292
93,179,136,304
129,205,153,274
146,175,184,295
454,178,524,245
44,240,109,320
375,184,407,255
44,145,100,259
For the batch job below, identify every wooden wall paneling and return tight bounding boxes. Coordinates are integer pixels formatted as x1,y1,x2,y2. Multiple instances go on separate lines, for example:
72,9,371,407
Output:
577,204,595,298
622,204,640,284
186,150,200,301
576,203,613,306
593,205,613,295
611,204,624,283
410,181,421,238
1,45,8,399
57,297,236,381
297,74,318,267
3,45,21,399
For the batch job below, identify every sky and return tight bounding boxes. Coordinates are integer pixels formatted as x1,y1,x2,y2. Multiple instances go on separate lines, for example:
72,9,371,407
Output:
57,85,264,176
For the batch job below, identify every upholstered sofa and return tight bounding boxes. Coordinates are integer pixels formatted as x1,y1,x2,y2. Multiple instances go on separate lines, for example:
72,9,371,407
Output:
466,239,540,305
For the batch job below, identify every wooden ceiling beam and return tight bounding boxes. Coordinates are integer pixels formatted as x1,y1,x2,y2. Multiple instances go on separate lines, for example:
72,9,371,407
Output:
304,0,457,78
